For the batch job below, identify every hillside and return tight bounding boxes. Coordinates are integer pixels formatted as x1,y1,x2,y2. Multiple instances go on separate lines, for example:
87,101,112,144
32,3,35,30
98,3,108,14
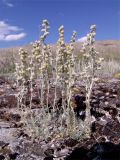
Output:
0,40,120,75
0,40,120,59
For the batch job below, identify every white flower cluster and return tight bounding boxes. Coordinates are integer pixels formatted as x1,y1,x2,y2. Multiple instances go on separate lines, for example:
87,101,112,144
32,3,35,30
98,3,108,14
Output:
81,24,103,79
15,48,29,84
40,19,50,42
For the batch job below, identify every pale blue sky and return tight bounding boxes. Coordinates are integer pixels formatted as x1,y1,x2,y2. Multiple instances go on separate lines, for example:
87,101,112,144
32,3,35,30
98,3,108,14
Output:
0,0,120,48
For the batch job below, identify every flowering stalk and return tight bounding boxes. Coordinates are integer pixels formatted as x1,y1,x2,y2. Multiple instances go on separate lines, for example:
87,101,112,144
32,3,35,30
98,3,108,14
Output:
40,19,51,109
56,25,69,108
15,48,29,114
17,48,29,84
81,25,103,135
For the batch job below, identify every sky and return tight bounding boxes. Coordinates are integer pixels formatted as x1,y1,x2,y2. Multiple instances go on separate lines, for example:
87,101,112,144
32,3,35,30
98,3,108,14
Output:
0,0,120,48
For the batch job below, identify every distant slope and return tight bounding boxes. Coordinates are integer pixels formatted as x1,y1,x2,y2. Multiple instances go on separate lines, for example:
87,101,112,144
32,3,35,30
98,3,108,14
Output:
0,40,120,61
75,40,120,61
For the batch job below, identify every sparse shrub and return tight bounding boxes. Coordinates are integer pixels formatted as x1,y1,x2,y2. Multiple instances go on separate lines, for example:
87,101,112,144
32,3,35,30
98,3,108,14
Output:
99,60,120,77
15,20,102,141
0,54,15,74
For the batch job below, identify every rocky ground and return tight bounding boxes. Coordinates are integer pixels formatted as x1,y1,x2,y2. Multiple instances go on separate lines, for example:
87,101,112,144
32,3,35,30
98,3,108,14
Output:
0,76,120,160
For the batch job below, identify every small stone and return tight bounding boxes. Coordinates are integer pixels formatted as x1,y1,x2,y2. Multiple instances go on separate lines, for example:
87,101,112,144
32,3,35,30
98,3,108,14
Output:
99,96,105,100
54,148,69,158
0,155,5,160
105,92,110,96
9,153,19,160
44,149,54,156
105,101,109,105
116,100,120,107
